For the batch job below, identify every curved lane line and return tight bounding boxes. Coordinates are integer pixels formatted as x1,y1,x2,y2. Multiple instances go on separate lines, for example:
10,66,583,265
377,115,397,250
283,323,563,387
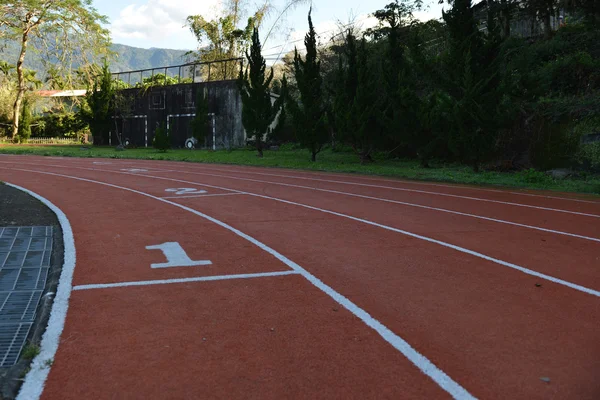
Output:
148,169,600,243
191,165,600,205
0,160,596,242
4,167,477,400
5,184,77,400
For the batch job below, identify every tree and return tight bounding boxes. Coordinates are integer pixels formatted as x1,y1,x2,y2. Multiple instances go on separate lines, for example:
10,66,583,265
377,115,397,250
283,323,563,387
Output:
268,75,295,143
186,0,312,80
238,28,281,157
186,1,269,80
0,1,110,140
17,98,33,143
333,34,383,163
79,61,114,145
190,88,210,144
288,10,329,162
153,123,170,152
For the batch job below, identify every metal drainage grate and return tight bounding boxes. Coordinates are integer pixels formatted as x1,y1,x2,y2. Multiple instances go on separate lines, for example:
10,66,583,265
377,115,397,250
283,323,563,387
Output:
0,226,53,367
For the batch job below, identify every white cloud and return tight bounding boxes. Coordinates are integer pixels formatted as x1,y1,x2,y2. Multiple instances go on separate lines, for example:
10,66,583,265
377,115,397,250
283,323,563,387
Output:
111,0,221,48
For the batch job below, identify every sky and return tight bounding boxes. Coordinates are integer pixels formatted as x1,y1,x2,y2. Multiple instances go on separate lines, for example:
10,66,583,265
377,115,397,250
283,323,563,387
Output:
95,0,446,56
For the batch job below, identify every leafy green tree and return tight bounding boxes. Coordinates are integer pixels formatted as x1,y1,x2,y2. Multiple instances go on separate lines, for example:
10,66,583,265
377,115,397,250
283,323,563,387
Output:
238,28,281,157
288,10,329,162
187,0,269,81
79,61,114,145
0,0,110,141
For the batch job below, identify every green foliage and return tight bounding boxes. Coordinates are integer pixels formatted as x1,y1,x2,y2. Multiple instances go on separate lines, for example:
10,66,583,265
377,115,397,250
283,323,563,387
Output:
577,142,600,170
153,124,171,152
288,10,329,162
139,73,179,87
190,88,210,143
79,61,114,145
0,0,111,139
21,343,40,360
238,28,280,157
517,168,553,184
334,35,384,163
268,76,295,144
186,0,268,80
35,113,87,138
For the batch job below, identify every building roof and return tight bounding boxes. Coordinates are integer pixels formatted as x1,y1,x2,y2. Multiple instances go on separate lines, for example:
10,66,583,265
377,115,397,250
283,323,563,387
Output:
36,90,87,98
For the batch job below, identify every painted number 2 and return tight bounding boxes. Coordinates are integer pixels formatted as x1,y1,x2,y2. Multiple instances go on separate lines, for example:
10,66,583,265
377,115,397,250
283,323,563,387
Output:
165,188,208,195
146,242,212,269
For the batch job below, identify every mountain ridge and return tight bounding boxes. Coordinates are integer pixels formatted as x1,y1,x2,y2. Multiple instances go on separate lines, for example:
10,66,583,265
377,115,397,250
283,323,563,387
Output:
0,42,191,76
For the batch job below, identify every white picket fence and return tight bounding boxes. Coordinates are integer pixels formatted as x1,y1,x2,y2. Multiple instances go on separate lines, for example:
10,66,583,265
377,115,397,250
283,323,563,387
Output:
0,137,79,144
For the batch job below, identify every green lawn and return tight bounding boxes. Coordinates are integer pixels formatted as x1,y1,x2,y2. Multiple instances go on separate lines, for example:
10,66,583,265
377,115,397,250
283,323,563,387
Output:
1,144,599,195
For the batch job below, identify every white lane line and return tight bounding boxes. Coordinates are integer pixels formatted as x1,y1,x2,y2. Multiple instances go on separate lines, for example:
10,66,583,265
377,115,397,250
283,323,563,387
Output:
7,163,600,295
4,159,599,215
109,171,600,298
73,271,299,291
149,169,599,218
161,193,247,200
153,170,600,243
2,160,595,242
190,165,600,205
5,167,476,400
6,184,76,400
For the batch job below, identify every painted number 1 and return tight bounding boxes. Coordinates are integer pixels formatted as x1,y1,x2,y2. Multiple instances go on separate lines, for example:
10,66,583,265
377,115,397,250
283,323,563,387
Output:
146,242,212,269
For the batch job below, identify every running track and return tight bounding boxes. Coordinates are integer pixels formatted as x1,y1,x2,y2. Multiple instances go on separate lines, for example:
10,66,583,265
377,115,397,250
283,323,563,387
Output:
1,154,599,400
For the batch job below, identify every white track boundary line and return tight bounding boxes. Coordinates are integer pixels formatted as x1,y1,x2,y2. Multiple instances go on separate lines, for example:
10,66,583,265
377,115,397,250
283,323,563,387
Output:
3,159,599,216
193,165,600,205
5,184,76,400
1,160,596,242
8,165,600,298
5,167,477,400
73,271,299,291
102,171,600,298
151,170,600,243
165,168,598,218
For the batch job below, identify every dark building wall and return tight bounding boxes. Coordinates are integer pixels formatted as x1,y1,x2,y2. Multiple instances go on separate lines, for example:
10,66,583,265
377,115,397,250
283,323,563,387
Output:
112,80,244,149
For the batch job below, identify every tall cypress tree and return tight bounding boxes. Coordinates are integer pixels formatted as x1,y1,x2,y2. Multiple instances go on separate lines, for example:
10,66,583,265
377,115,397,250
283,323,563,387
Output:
442,0,504,172
190,88,209,144
80,60,114,145
288,9,328,162
238,28,279,157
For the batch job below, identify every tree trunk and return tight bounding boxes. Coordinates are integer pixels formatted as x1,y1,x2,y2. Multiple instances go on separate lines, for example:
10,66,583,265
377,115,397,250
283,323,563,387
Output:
311,151,316,162
256,138,263,158
11,31,29,140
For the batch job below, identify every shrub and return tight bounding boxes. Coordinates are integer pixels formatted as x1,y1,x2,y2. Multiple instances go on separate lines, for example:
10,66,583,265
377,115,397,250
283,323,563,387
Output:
153,124,170,152
517,168,552,184
576,142,600,171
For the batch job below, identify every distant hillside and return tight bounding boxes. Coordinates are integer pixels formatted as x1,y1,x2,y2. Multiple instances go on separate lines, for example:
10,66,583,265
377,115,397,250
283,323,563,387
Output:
0,41,191,76
110,44,190,72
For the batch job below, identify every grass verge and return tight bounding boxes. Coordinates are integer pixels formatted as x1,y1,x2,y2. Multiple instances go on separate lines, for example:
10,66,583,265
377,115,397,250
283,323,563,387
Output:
1,144,599,195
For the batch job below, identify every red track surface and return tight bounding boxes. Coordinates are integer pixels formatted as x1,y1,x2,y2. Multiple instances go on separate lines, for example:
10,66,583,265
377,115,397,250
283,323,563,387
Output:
1,155,599,399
